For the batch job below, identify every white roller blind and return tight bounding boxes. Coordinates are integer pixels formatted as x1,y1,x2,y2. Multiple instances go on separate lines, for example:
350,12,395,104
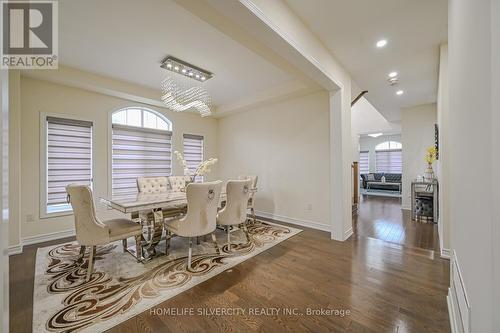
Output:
183,134,204,182
112,124,172,200
376,149,402,173
359,151,369,174
46,117,93,213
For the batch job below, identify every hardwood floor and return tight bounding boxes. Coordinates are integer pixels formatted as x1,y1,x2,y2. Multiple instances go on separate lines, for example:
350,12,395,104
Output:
10,198,450,332
354,195,440,251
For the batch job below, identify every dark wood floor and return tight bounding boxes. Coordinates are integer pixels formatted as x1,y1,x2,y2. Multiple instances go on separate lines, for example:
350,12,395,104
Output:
354,195,440,251
10,197,450,333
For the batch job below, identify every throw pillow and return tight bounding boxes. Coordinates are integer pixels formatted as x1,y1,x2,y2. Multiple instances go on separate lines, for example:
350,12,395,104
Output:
367,174,375,181
381,176,386,183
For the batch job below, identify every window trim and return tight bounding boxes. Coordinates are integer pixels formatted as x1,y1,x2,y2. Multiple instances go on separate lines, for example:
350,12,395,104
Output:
39,112,95,219
107,107,173,199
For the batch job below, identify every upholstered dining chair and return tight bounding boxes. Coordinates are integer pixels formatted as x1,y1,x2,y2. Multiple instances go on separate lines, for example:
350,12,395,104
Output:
168,175,192,192
137,176,169,194
217,179,253,250
164,181,222,271
66,185,143,281
238,175,258,223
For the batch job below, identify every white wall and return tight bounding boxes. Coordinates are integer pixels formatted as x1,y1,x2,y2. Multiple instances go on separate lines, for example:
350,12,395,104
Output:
0,69,9,333
448,0,497,331
351,97,401,163
437,44,450,255
401,103,437,209
218,91,331,231
359,134,402,173
12,76,218,243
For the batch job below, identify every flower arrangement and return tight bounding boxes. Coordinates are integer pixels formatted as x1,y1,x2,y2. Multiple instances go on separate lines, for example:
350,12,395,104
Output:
424,146,438,165
174,151,218,181
423,146,437,181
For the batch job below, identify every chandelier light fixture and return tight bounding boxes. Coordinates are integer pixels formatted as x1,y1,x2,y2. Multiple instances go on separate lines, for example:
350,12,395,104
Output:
160,56,213,117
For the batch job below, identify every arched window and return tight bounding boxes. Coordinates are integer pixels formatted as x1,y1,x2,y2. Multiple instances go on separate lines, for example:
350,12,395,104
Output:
112,107,172,130
375,141,402,151
375,141,402,173
111,108,172,200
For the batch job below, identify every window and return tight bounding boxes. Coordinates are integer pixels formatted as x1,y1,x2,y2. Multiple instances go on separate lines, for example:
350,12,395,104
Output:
375,141,402,173
111,108,172,200
183,134,204,181
375,141,402,151
359,151,369,174
44,116,93,215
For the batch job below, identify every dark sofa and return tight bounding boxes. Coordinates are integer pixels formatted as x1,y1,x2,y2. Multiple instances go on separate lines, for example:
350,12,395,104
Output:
360,173,402,191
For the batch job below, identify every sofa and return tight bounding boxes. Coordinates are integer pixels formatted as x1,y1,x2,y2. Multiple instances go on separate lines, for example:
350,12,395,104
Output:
360,173,402,192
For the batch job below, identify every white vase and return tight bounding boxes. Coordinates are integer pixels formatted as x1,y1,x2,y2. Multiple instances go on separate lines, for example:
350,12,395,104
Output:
424,164,434,181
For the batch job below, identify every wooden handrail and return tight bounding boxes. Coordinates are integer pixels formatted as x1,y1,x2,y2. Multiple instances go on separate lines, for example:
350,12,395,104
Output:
351,90,368,107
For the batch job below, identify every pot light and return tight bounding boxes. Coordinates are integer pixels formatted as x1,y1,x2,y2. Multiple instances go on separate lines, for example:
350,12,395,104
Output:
396,90,404,95
376,39,387,48
174,66,179,71
166,63,172,68
388,71,398,78
201,76,206,81
181,68,187,73
368,133,383,138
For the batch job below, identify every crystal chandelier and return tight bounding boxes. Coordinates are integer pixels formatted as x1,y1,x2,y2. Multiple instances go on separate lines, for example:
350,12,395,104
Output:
160,56,213,117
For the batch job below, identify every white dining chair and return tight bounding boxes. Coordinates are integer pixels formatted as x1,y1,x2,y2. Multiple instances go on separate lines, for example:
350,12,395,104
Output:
238,175,258,223
168,175,192,192
137,176,169,194
164,181,222,271
217,179,253,250
66,185,143,281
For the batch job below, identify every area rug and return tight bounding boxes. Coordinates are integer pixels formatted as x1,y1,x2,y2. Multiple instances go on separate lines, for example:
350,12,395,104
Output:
33,220,301,333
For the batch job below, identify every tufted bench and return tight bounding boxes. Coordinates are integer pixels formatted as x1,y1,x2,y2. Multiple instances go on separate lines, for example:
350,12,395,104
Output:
137,176,169,194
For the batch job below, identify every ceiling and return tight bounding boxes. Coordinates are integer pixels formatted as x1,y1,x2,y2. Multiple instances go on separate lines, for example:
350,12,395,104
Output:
58,0,299,110
284,0,448,121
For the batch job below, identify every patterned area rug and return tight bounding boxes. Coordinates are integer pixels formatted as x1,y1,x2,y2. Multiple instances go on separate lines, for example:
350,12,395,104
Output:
33,221,301,333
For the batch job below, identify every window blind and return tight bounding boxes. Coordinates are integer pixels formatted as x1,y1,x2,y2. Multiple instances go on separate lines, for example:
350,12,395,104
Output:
112,124,172,200
183,134,204,182
376,149,402,173
359,151,369,174
46,117,93,213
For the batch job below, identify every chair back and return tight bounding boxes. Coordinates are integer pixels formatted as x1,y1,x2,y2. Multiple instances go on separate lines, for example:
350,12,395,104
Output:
168,175,192,192
137,176,169,194
177,181,222,237
218,179,252,226
66,185,108,245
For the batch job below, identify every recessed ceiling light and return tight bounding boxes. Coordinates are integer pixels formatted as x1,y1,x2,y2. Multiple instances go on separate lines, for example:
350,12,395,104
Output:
181,68,187,73
388,71,398,78
376,39,387,48
166,63,172,68
174,66,179,71
368,132,383,138
396,90,404,95
201,76,206,81
188,72,194,76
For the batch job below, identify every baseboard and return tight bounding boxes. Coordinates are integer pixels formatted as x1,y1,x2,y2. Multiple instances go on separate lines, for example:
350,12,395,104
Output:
447,290,458,333
440,247,451,259
21,228,76,246
8,244,23,256
344,227,353,240
255,210,330,232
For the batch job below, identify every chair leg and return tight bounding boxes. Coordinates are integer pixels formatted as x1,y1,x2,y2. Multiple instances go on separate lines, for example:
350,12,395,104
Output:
187,237,193,271
78,245,85,262
197,236,200,245
165,234,171,256
135,234,142,262
122,238,127,253
86,246,95,282
251,207,256,224
226,226,231,251
211,232,220,255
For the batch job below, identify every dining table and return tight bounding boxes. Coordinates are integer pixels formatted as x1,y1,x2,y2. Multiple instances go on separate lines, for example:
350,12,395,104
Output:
100,188,257,261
